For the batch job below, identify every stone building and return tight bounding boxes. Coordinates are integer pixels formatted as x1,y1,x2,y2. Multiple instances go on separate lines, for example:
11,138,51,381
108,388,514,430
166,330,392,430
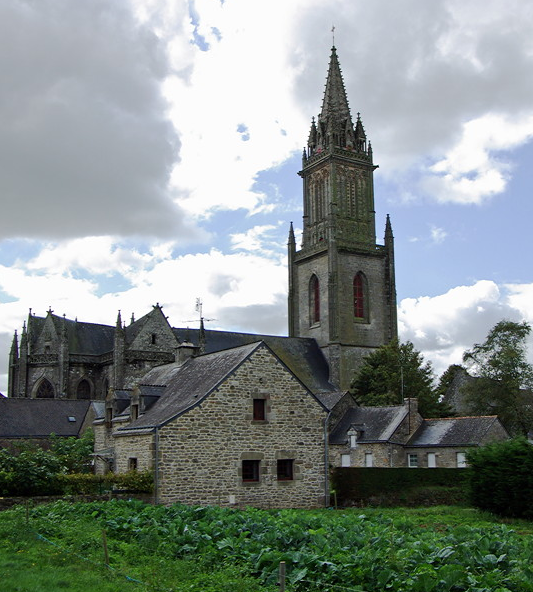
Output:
330,398,509,469
94,340,340,508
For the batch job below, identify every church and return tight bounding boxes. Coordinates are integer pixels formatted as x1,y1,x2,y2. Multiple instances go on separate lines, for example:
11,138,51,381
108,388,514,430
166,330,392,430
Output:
8,46,397,400
4,47,418,507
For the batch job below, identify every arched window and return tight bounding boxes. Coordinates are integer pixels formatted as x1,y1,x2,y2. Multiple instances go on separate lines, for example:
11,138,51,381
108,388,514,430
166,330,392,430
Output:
36,379,55,399
309,275,320,325
354,272,367,320
76,379,91,400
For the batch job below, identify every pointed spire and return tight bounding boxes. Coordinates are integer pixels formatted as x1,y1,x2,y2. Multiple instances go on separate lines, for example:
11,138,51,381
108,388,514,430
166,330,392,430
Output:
385,214,394,244
130,312,135,325
288,221,295,246
116,310,122,328
10,330,19,359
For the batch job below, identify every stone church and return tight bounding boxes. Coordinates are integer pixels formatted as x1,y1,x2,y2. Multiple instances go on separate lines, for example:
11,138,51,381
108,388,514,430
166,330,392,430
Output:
7,46,397,400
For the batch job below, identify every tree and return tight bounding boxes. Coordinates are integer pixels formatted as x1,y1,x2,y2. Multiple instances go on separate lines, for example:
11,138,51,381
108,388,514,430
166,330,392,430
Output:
350,339,448,417
462,320,533,435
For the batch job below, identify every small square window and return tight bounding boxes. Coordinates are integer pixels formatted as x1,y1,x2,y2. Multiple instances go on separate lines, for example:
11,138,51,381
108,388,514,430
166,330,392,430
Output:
128,458,138,471
253,399,266,421
408,454,418,468
242,459,260,482
277,459,294,481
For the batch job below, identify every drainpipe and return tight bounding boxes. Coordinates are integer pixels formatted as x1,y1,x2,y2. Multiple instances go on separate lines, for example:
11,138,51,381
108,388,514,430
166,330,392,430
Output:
154,426,160,505
324,410,333,507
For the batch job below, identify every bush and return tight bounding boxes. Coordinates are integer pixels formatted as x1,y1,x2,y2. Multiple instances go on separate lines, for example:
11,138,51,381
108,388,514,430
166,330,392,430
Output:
468,437,533,518
59,470,154,495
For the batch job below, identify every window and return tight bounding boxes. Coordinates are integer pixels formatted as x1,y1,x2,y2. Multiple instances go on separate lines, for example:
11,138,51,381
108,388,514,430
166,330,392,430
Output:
253,398,266,421
105,407,113,428
341,454,351,467
277,459,294,481
456,452,467,468
76,379,91,400
151,333,157,345
365,452,373,467
427,452,437,468
353,272,367,319
309,275,320,324
408,454,418,468
242,460,260,482
36,379,54,399
128,458,138,471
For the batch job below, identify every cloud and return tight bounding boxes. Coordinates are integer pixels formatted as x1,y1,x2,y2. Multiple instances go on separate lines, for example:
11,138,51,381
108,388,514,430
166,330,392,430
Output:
230,224,279,252
399,280,530,375
430,226,447,245
0,0,192,240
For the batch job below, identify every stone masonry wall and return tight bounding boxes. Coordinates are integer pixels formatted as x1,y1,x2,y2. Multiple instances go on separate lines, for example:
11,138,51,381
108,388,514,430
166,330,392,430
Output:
150,346,327,508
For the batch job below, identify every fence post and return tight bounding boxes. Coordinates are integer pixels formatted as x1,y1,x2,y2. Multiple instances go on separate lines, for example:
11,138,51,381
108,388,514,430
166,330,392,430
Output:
279,560,286,592
102,529,110,565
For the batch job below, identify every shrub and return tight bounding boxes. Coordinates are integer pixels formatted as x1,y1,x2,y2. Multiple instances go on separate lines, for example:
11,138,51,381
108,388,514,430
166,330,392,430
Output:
468,437,533,518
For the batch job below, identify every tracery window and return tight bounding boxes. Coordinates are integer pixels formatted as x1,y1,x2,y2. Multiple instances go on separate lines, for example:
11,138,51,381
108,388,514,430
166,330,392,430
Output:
309,275,320,325
354,272,368,320
76,379,91,400
36,379,55,399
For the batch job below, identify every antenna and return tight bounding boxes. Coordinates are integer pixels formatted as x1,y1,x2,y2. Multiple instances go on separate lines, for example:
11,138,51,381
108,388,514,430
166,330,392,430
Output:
181,298,217,324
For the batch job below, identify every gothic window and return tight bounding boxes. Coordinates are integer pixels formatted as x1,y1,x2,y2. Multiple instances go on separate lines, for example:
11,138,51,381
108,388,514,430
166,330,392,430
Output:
76,379,91,400
36,379,55,399
354,272,368,320
309,275,320,325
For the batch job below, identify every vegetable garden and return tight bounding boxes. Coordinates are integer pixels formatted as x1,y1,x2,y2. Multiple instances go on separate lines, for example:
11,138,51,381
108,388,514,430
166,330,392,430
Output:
2,500,533,591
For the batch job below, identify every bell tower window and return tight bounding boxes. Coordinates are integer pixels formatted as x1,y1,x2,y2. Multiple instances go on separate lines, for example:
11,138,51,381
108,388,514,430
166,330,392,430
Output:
36,379,55,399
309,275,320,325
354,272,368,320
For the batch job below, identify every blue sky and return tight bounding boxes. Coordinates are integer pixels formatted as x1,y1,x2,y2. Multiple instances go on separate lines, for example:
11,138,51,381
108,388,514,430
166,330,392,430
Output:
1,0,533,392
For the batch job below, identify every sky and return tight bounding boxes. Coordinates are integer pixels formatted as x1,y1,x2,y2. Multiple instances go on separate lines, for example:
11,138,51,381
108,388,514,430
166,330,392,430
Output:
2,0,533,393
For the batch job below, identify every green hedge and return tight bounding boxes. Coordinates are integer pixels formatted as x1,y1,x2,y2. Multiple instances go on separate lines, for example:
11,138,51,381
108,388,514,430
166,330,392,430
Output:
468,438,533,518
331,467,471,507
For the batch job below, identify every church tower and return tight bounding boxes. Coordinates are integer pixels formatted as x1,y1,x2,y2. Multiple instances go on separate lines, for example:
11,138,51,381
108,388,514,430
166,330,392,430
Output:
288,46,397,390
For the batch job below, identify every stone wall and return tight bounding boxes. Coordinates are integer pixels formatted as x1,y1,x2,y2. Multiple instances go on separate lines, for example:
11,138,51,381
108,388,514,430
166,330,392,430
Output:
115,346,328,508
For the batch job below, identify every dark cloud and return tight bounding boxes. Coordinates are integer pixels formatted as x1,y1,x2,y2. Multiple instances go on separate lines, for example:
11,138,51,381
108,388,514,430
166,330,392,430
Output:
0,0,192,240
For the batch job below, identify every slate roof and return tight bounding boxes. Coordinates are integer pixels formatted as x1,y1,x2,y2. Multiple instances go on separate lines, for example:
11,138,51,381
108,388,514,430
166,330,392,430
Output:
329,405,408,444
28,314,114,355
173,328,339,403
116,342,263,432
406,416,505,447
0,399,92,438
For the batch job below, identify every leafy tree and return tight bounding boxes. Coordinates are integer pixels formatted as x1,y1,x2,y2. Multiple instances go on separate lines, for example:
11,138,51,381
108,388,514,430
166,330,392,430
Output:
50,429,95,473
462,320,533,435
350,339,447,417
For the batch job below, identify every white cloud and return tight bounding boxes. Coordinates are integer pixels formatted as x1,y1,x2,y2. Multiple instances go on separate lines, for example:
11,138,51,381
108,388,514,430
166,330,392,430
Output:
430,226,448,244
230,224,279,252
421,114,533,204
399,280,530,375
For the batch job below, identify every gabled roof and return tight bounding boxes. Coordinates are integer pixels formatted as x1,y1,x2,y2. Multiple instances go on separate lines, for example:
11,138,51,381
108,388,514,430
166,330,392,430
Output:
329,405,408,444
27,313,114,355
172,328,339,405
0,399,92,438
406,416,507,447
117,342,263,432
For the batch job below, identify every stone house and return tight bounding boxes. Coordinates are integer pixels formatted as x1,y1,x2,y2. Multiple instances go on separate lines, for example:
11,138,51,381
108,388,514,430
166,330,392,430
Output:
329,398,509,468
94,340,342,508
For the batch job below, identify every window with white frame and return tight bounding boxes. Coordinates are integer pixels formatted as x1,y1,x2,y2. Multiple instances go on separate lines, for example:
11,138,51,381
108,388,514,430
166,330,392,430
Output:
408,453,418,468
456,452,467,468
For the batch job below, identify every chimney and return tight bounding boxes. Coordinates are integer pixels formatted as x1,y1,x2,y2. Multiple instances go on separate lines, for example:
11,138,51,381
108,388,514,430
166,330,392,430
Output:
175,341,196,364
404,398,418,435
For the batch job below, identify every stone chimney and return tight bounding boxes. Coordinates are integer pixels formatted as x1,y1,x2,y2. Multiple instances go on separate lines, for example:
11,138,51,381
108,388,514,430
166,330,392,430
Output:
175,341,197,364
